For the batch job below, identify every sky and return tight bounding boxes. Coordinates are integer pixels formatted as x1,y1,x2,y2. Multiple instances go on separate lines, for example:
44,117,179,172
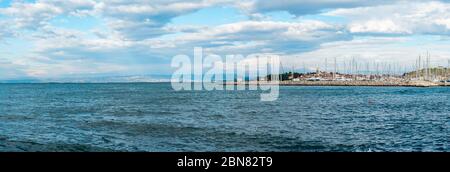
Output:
1,0,450,80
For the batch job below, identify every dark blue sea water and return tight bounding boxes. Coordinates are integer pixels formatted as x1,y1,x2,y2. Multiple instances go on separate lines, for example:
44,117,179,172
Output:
0,83,448,152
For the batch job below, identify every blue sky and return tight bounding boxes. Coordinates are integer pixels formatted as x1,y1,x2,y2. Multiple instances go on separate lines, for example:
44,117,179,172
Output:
1,0,450,80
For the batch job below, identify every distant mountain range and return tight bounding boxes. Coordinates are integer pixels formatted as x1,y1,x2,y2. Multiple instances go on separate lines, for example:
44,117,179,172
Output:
0,75,172,83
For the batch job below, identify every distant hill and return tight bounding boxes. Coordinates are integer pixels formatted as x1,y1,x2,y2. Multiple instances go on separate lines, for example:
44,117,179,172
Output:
0,79,41,83
404,67,450,78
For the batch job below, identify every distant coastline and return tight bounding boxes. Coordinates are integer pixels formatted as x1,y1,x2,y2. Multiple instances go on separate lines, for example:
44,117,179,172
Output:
0,75,172,84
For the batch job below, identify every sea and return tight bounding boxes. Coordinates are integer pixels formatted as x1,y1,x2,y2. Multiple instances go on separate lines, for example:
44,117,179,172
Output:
0,83,448,152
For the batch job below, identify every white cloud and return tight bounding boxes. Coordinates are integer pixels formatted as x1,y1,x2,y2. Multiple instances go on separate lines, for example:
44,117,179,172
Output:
435,18,450,29
169,20,349,54
0,1,62,29
97,0,234,40
0,0,97,30
326,1,450,35
349,19,411,34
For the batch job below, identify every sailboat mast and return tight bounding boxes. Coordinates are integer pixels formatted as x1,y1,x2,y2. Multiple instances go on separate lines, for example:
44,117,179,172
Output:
334,57,337,80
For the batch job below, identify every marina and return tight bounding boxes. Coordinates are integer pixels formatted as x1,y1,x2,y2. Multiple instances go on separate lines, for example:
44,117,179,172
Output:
231,55,450,87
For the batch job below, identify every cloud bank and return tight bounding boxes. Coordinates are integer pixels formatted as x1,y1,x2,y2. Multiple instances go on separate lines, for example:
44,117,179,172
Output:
0,0,450,79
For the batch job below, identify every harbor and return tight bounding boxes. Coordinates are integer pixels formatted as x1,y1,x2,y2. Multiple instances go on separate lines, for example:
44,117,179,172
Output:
231,80,444,87
231,55,450,87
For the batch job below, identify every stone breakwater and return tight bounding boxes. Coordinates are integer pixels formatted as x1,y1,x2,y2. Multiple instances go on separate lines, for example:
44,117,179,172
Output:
227,80,448,87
